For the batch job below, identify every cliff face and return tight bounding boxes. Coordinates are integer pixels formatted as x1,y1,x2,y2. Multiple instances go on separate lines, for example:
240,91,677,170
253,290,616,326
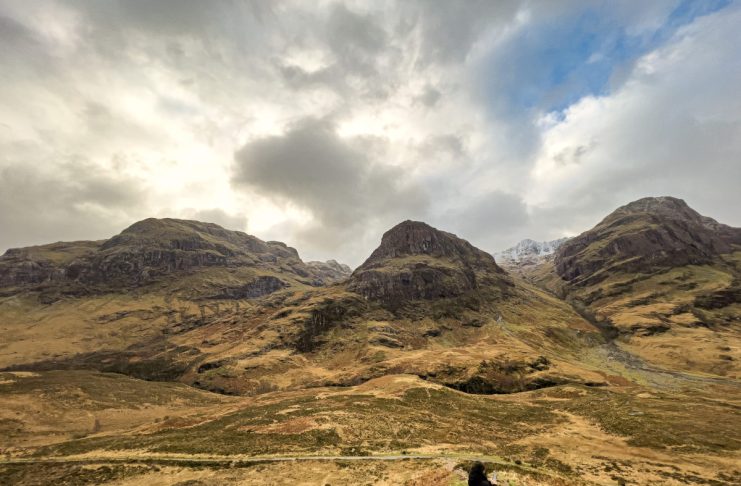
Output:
0,218,343,297
555,197,741,286
347,220,511,308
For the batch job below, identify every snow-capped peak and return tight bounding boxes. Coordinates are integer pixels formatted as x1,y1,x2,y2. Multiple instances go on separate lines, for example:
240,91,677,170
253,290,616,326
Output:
494,237,571,264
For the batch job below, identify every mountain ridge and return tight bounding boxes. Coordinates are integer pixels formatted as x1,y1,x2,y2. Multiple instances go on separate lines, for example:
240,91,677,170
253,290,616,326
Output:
0,218,352,300
1,196,739,485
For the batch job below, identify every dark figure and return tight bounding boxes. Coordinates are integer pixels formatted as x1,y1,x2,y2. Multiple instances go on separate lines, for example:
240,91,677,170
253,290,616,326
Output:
468,461,495,486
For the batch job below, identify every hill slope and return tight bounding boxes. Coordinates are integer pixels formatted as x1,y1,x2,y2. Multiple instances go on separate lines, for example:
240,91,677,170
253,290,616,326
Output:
1,219,606,397
527,197,741,376
1,206,740,485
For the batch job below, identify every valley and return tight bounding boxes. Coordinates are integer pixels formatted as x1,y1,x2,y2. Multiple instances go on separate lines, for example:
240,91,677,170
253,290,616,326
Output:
0,197,739,485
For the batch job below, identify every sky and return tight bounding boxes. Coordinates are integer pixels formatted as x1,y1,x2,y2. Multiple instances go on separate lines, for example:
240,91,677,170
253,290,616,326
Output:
1,0,739,267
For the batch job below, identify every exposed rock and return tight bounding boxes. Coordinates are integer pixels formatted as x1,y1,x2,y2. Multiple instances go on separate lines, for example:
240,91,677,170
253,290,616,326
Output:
208,276,287,299
462,318,486,328
306,259,353,284
693,279,741,309
369,335,404,348
0,218,333,296
347,220,512,308
555,197,741,286
294,294,367,352
424,357,560,395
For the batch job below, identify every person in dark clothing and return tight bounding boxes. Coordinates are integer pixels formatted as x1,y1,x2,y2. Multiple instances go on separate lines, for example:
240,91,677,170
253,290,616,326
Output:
468,461,496,486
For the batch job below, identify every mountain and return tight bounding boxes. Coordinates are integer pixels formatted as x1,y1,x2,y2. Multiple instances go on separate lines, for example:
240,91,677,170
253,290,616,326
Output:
495,237,571,267
0,218,352,373
0,218,603,396
305,259,352,283
348,220,512,308
555,196,741,286
528,196,740,376
2,205,740,485
170,220,603,395
0,218,343,302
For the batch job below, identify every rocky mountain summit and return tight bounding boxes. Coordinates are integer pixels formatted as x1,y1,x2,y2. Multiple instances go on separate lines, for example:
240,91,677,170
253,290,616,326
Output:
555,196,741,286
0,218,346,300
519,196,741,370
347,220,511,308
495,237,571,267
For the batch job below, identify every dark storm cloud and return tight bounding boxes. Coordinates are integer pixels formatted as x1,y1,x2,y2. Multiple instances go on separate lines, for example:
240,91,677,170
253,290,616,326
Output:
233,118,428,226
232,117,428,255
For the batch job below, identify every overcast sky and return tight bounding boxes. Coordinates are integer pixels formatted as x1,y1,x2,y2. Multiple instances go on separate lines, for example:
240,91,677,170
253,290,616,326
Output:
1,0,739,267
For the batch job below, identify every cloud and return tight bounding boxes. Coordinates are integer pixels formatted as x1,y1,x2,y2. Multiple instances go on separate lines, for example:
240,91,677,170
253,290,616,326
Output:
232,117,428,261
0,0,738,266
527,4,741,232
180,208,247,232
0,159,148,250
440,190,529,251
403,0,521,64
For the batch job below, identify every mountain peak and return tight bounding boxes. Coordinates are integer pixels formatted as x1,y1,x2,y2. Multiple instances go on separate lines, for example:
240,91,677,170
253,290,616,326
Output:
357,220,498,270
606,196,699,222
495,237,571,266
555,196,740,285
305,259,352,284
349,220,509,308
0,217,339,297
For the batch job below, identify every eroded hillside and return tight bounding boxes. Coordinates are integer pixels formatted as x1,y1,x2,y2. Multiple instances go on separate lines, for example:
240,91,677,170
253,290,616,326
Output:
1,201,739,485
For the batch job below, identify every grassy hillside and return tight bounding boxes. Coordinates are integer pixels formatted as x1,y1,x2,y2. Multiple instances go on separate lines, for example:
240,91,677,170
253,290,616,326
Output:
1,372,738,485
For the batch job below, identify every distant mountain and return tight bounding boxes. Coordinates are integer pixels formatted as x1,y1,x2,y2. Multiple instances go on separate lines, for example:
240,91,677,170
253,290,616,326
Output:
495,237,571,267
306,259,352,284
347,220,511,308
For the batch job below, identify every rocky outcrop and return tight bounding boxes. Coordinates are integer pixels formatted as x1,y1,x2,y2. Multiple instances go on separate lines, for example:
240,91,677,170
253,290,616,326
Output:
347,220,511,308
306,260,353,284
359,220,502,265
555,197,741,286
208,276,288,299
0,218,332,295
294,294,367,352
